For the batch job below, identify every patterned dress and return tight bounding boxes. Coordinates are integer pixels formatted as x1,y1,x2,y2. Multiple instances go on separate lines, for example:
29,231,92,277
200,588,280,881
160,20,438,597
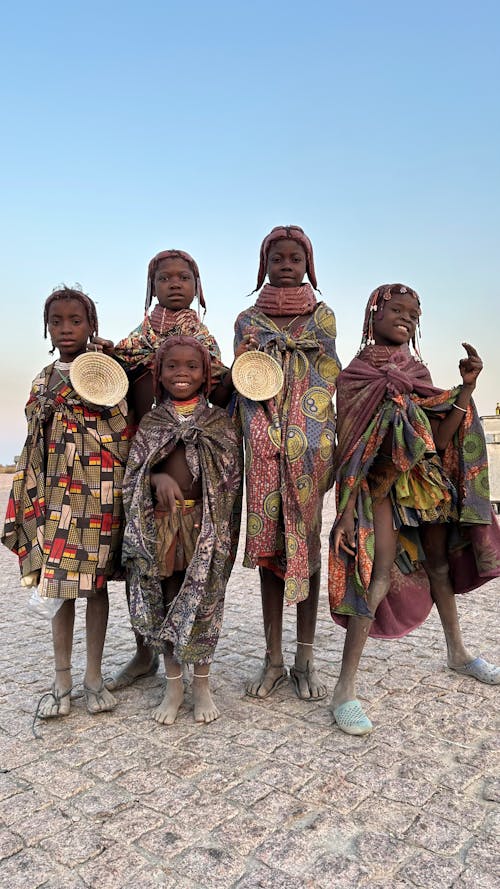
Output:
328,344,500,637
2,364,130,598
234,302,341,604
121,397,243,664
113,309,227,382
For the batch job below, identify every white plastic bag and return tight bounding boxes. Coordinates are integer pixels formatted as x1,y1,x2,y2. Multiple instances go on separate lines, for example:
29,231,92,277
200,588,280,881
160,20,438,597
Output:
27,587,65,620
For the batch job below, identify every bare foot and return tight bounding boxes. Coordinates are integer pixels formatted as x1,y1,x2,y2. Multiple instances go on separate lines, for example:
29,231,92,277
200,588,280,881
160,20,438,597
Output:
106,648,159,691
37,674,73,719
193,676,219,723
246,657,288,698
84,682,117,714
290,657,327,700
152,676,184,725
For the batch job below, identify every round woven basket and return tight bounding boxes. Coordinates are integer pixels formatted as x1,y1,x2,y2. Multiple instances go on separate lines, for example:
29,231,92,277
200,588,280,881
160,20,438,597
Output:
232,351,284,401
69,352,129,407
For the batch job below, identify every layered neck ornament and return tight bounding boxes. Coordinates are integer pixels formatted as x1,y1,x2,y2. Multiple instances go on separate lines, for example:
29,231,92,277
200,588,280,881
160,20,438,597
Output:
150,305,199,335
254,283,317,316
172,395,200,418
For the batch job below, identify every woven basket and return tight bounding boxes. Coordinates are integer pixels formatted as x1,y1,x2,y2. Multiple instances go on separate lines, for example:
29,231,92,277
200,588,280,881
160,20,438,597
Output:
69,352,129,407
232,351,284,401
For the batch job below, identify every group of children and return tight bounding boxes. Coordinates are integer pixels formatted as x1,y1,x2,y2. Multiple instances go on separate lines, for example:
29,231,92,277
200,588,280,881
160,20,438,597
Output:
3,227,500,738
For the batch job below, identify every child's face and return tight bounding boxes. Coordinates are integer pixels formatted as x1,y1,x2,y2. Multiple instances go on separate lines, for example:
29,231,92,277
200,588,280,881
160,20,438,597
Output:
154,257,196,310
160,345,205,401
372,294,420,347
47,298,92,362
266,239,307,288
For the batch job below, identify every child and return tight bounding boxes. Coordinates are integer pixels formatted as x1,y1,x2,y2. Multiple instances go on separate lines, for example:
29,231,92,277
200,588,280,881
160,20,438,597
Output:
103,249,235,690
2,286,130,723
329,283,500,736
121,335,242,724
234,226,341,700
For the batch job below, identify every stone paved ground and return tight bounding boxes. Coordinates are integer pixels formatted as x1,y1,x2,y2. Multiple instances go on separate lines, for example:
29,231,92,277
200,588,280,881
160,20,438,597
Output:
0,474,498,888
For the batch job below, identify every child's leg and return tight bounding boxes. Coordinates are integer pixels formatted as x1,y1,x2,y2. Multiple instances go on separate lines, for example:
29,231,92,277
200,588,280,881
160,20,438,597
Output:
419,524,473,667
245,567,287,698
37,599,75,718
192,662,219,723
152,573,185,725
106,579,159,691
291,568,327,700
84,590,117,713
332,497,398,712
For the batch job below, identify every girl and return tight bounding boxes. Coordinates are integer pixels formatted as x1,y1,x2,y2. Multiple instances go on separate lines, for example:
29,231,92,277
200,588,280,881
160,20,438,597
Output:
102,249,236,690
234,226,341,700
329,283,500,736
2,286,130,724
121,336,242,724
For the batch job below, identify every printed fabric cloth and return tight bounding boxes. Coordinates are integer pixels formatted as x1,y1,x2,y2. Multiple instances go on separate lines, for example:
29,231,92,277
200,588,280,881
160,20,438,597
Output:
113,310,227,382
121,397,243,664
328,344,500,638
2,364,130,598
234,302,341,604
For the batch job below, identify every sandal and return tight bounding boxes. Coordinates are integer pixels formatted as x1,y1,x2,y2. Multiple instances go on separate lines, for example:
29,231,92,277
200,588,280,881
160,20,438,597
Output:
105,652,160,691
246,655,288,699
32,685,72,739
290,662,328,701
84,681,118,714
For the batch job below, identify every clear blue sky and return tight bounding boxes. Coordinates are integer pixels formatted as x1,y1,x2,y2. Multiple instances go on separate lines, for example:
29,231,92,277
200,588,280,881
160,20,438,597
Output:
1,1,499,462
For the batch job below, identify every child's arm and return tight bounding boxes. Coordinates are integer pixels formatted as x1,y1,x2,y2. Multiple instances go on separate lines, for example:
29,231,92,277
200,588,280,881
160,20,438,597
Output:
332,489,357,556
210,333,259,406
430,342,483,451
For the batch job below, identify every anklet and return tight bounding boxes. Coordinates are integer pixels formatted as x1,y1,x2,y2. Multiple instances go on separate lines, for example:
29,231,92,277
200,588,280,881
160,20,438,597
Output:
296,641,314,646
193,672,209,678
55,665,72,671
167,673,183,680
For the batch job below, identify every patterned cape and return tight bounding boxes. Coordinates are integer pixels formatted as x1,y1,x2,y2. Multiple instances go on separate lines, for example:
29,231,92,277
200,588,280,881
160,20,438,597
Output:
328,344,500,638
113,310,227,382
235,302,341,604
2,364,130,598
121,398,243,663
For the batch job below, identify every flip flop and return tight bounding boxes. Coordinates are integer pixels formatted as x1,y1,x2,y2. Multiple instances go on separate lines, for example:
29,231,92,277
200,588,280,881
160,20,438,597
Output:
332,699,373,736
450,657,500,685
246,659,288,699
32,685,73,739
105,652,160,691
289,663,328,701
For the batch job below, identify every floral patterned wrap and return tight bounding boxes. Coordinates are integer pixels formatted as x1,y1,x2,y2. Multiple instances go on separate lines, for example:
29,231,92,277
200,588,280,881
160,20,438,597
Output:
113,310,226,382
121,397,243,664
328,344,500,638
234,302,341,604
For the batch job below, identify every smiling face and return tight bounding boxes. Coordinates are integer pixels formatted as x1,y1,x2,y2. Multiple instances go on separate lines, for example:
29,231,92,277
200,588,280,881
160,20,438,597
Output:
160,344,205,401
47,298,92,362
372,293,420,347
154,257,196,310
266,239,307,288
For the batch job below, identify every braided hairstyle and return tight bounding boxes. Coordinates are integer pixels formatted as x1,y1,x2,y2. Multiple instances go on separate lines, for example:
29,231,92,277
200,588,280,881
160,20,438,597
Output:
44,285,99,353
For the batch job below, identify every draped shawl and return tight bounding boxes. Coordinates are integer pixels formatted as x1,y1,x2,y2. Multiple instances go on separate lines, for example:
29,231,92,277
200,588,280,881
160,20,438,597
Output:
121,398,243,663
235,301,341,604
329,344,500,638
2,364,129,596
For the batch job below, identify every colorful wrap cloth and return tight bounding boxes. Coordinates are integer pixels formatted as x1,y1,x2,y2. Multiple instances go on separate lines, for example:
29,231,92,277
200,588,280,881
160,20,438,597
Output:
121,397,243,664
328,344,500,638
2,364,130,598
235,296,341,604
113,309,227,383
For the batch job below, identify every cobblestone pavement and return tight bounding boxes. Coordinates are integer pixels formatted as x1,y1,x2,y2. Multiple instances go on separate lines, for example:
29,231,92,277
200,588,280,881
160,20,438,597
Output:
0,474,498,888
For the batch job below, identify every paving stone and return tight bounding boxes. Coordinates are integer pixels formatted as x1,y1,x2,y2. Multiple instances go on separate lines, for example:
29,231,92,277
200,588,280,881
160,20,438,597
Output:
0,479,498,889
398,849,463,886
